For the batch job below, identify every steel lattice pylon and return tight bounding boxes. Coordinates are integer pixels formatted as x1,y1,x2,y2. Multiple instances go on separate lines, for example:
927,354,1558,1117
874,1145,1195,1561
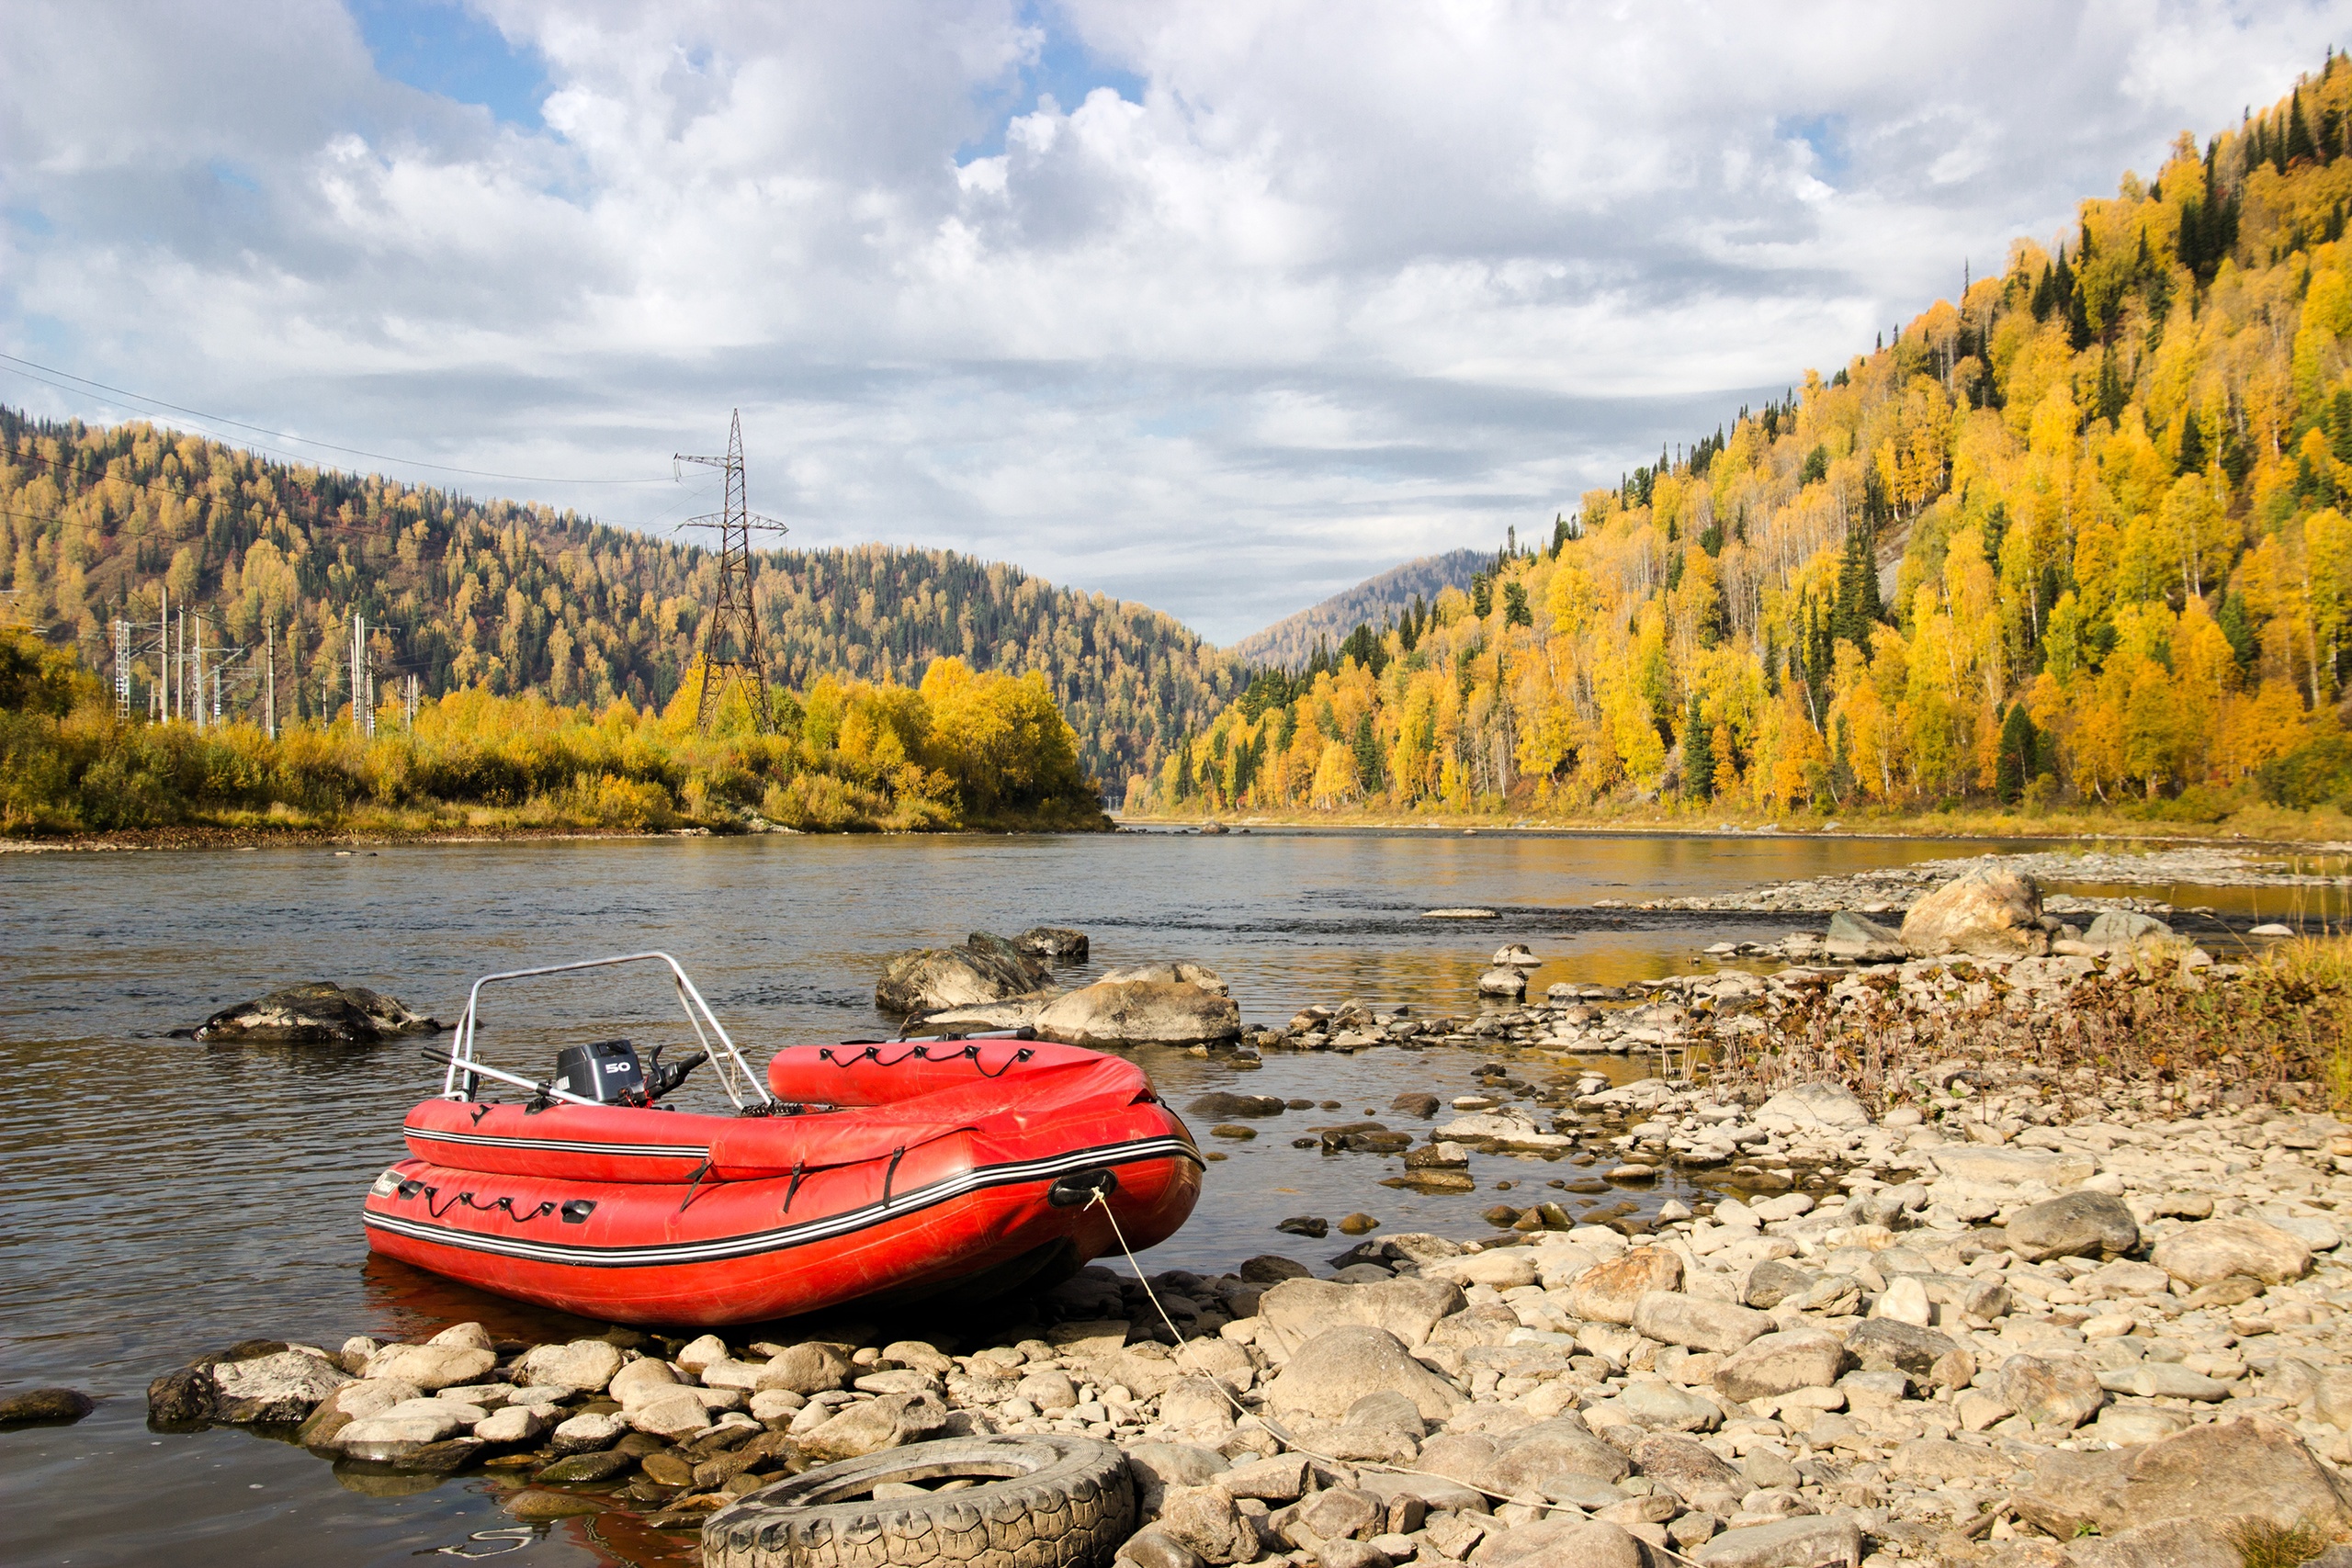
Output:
675,410,788,732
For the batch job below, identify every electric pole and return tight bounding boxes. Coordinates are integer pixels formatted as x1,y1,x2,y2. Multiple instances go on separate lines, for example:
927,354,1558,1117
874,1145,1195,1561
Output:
674,410,787,732
265,624,276,739
349,612,374,738
113,617,130,722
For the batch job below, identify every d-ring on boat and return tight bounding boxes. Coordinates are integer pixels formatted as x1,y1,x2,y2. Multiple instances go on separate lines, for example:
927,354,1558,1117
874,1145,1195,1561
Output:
360,953,1203,1325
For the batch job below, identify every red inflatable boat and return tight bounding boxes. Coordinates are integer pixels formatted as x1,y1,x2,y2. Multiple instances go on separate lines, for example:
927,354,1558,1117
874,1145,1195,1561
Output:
360,953,1201,1325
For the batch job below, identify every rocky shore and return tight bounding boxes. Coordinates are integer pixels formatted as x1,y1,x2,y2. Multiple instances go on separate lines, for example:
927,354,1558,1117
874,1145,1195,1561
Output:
130,857,2352,1568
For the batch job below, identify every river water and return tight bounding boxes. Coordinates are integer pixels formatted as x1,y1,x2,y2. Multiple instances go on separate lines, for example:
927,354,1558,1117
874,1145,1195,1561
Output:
0,828,2209,1567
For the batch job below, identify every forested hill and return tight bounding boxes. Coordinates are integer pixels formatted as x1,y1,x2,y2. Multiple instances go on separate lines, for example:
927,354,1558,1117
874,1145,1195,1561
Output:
1228,548,1490,671
0,408,1240,785
1136,51,2352,821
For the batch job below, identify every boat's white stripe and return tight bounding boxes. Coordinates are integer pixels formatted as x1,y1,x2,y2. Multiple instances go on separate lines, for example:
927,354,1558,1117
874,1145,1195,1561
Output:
364,1135,1200,1269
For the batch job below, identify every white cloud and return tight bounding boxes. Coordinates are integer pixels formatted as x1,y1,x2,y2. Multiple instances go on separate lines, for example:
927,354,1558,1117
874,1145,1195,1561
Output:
4,0,2349,640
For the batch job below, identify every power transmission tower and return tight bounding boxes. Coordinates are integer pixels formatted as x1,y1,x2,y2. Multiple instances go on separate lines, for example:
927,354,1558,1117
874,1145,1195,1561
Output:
674,410,787,732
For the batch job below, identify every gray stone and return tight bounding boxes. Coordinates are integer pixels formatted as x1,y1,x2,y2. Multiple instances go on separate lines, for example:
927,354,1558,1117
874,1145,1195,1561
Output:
1713,1329,1849,1404
1900,866,2047,958
1618,1380,1720,1431
1185,1092,1285,1118
1253,1276,1465,1355
1473,1517,1643,1567
2151,1217,2314,1287
2007,1191,2141,1261
472,1404,549,1444
1487,1420,1631,1493
1157,1484,1249,1565
548,1411,628,1453
1633,1292,1773,1355
1114,1528,1205,1568
1690,1515,1864,1568
512,1339,624,1393
336,1406,469,1461
1996,1354,2106,1428
1263,1325,1462,1424
194,981,441,1043
1631,1431,1745,1503
1126,1442,1228,1514
1842,1318,1968,1382
1742,1261,1818,1311
1217,1453,1312,1503
2012,1416,2352,1540
1565,1247,1683,1325
793,1392,947,1461
1755,1081,1871,1131
1016,926,1089,961
754,1342,853,1394
362,1343,496,1393
1034,980,1240,1047
1823,911,1906,962
876,934,1050,1016
0,1388,94,1425
1096,961,1229,995
2064,1516,2243,1568
1016,1369,1080,1411
2096,1364,2231,1401
209,1349,351,1424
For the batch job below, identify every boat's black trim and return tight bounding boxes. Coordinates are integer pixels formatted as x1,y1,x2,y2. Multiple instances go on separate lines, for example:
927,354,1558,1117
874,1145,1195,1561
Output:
363,1134,1200,1269
407,1127,711,1160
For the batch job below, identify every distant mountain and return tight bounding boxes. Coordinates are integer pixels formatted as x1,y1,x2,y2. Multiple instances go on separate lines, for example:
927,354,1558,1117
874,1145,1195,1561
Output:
1228,549,1490,671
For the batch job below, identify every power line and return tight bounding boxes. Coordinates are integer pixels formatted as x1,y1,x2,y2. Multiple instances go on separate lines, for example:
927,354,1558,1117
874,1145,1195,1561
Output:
0,353,673,486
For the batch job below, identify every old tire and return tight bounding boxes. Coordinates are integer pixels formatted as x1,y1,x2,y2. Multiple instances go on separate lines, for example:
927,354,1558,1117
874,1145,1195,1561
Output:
702,1433,1136,1568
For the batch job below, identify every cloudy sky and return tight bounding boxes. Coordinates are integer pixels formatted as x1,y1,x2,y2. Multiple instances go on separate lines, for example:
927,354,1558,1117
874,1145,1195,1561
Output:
4,1,2349,641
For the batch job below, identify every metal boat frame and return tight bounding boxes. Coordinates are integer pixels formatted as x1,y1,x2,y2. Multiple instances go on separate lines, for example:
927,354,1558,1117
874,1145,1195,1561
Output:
435,952,776,1111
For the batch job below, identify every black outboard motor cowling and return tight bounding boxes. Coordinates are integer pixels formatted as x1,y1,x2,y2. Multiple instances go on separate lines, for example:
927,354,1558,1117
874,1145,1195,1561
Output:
555,1038,645,1103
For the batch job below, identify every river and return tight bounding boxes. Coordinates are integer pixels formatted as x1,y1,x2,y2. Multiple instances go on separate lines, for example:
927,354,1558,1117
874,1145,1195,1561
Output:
0,827,2218,1567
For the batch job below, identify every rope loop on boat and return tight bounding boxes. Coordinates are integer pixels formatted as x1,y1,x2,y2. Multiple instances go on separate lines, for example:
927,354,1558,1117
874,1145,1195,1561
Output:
434,1527,534,1557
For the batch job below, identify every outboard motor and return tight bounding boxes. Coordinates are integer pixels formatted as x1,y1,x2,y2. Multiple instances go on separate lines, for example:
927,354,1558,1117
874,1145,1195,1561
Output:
552,1038,709,1105
555,1038,647,1103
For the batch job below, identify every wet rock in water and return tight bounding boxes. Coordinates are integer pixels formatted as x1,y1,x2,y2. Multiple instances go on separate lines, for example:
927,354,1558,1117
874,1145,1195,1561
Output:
1238,1255,1313,1284
0,1387,94,1426
1277,1216,1329,1239
210,1349,352,1424
1015,925,1089,961
192,981,443,1043
1208,1123,1255,1140
505,1490,604,1521
876,933,1054,1016
2005,1190,2140,1260
1899,865,2049,957
1476,967,1527,999
146,1366,217,1426
1034,979,1241,1047
1389,1091,1441,1118
1187,1092,1285,1119
1095,960,1230,997
533,1450,636,1483
1337,1213,1379,1235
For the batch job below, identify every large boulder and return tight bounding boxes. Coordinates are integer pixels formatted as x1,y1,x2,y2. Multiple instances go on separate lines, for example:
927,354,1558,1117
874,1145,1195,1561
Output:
2152,1217,2314,1286
2006,1191,2139,1261
1487,1419,1631,1491
1254,1277,1466,1357
1262,1325,1462,1424
1034,980,1239,1047
876,933,1053,1016
1690,1517,1863,1568
2011,1416,2352,1540
1474,1517,1645,1568
193,981,442,1043
1900,866,2048,958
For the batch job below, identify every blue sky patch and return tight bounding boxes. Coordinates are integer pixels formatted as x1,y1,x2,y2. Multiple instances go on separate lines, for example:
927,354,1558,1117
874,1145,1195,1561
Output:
1778,113,1850,180
351,0,549,130
964,1,1147,158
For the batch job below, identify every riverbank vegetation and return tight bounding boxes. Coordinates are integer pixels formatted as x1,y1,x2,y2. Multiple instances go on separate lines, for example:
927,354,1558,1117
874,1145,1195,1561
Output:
1130,54,2352,837
0,628,1104,835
